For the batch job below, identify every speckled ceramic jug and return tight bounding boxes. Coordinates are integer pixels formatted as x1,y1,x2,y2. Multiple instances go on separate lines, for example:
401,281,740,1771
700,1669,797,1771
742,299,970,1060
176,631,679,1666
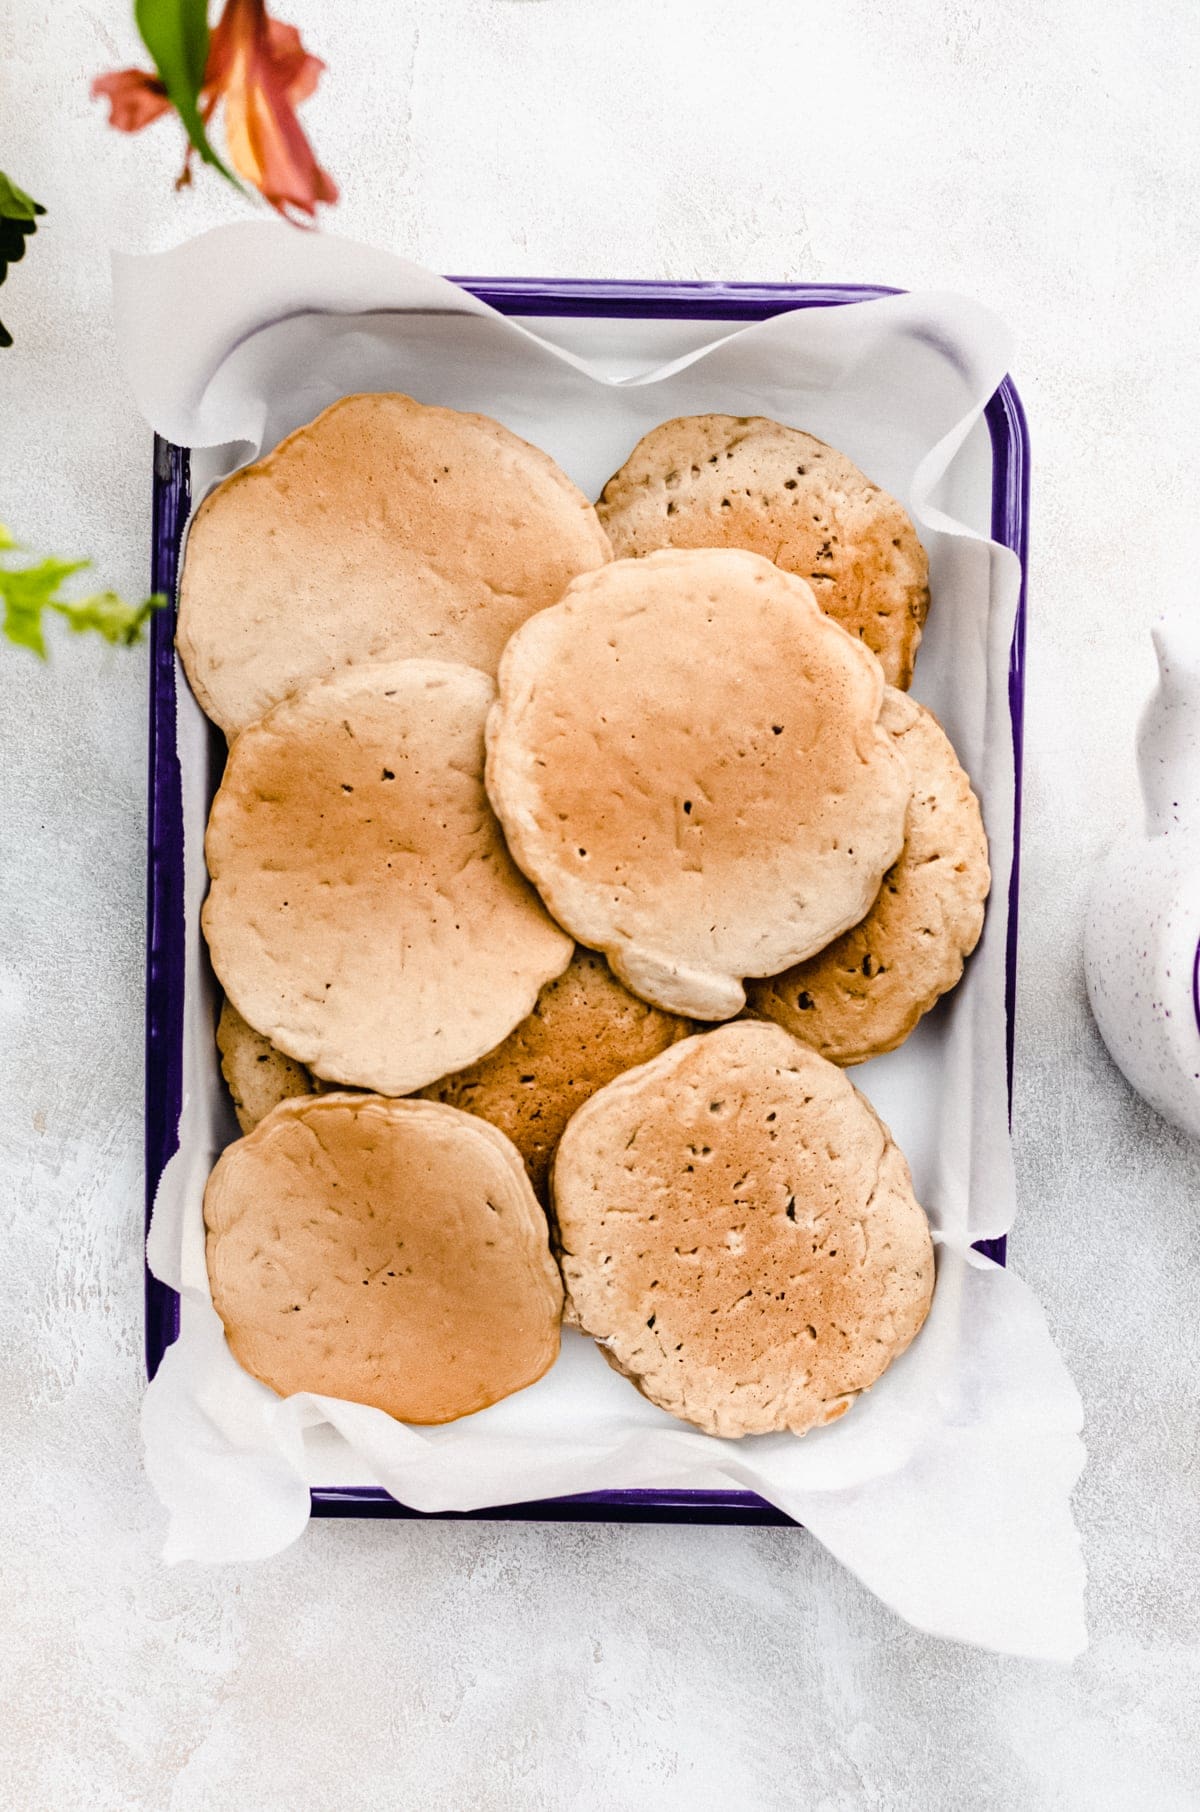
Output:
1085,616,1200,1139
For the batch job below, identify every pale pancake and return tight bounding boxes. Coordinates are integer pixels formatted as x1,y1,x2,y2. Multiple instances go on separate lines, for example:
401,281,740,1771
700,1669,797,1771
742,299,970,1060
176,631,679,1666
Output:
552,1021,934,1439
203,659,573,1096
421,947,692,1202
485,548,910,1020
177,392,612,735
216,998,313,1133
205,1094,563,1424
749,691,990,1062
597,414,928,688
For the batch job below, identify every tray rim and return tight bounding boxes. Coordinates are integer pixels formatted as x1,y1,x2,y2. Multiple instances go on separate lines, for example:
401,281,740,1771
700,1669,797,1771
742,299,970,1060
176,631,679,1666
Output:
145,275,1029,1528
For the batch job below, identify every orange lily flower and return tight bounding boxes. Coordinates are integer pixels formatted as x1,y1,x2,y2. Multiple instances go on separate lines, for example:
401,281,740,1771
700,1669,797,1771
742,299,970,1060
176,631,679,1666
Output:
205,2,337,218
92,0,337,222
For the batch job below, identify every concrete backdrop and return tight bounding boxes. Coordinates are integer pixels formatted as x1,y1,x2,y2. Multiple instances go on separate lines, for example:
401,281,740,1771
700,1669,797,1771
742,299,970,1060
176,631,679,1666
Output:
1,2,1197,1806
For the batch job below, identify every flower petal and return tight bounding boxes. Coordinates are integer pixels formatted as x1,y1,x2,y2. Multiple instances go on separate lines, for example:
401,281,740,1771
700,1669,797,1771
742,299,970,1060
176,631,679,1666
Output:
91,68,173,133
264,19,326,106
208,1,337,219
230,68,339,218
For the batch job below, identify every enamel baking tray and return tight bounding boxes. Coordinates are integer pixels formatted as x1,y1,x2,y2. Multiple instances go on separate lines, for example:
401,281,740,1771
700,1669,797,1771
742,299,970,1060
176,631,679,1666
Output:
145,278,1029,1526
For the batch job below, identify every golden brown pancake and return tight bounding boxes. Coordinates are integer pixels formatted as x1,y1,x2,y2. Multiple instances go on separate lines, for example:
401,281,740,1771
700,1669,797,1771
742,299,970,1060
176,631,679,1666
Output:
420,947,692,1201
597,414,928,689
178,392,611,735
749,692,990,1062
553,1021,933,1438
485,548,909,1020
203,658,573,1096
205,1094,563,1424
215,998,314,1133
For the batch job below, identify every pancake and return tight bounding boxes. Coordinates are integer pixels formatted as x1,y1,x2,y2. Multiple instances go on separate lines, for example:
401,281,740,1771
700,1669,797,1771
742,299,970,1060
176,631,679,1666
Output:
420,947,692,1201
748,691,990,1062
203,658,573,1096
205,1094,563,1424
597,414,928,688
485,547,910,1020
552,1020,934,1438
177,392,612,735
216,998,314,1133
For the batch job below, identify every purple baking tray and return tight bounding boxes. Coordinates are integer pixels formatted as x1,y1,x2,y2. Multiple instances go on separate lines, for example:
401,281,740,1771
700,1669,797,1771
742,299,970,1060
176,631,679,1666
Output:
145,278,1029,1527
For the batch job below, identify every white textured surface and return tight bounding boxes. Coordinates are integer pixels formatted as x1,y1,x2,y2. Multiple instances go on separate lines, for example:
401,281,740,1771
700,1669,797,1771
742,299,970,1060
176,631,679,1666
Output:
1,1,1198,1804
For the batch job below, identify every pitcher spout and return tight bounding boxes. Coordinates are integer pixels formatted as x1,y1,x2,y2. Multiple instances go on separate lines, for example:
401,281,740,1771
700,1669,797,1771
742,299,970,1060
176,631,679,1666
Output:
1138,612,1200,836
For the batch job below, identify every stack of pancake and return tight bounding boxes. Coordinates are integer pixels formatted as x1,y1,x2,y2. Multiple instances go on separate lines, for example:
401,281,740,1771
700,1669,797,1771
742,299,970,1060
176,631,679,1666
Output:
185,395,989,1439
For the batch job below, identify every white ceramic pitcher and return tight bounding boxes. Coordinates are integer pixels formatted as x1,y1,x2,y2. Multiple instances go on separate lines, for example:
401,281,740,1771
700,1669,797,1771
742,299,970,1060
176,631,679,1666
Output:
1084,614,1200,1139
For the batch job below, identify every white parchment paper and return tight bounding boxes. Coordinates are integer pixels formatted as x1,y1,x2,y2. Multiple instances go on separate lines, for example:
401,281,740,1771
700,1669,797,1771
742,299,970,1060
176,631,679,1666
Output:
116,222,1085,1659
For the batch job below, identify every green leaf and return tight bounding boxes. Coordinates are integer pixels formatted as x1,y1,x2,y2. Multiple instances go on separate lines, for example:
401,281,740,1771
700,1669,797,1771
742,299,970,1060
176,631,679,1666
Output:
134,0,240,188
3,595,47,655
0,172,45,221
0,524,17,550
52,589,167,647
0,543,165,658
1,556,91,658
0,170,44,346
